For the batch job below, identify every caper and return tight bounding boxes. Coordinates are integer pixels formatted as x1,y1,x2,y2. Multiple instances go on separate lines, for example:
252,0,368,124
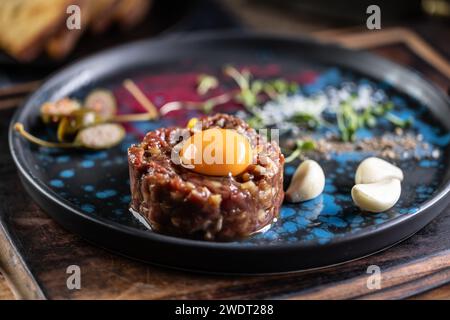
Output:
40,98,81,124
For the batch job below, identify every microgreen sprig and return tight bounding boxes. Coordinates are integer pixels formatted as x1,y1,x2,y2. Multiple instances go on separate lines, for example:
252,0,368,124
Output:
222,66,301,129
384,112,413,128
197,74,219,95
337,100,360,142
223,65,260,110
159,92,233,116
337,99,413,142
289,112,321,129
284,139,316,163
263,79,299,99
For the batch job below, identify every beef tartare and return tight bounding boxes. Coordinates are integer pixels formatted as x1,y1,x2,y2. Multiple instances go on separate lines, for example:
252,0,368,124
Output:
128,113,284,241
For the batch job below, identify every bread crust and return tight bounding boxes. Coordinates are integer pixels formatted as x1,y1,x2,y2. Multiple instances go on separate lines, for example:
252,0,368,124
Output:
114,0,153,30
46,0,91,59
0,0,79,61
89,0,121,34
0,0,154,62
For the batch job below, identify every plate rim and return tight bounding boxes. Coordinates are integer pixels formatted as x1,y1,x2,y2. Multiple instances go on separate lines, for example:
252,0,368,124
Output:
8,30,450,266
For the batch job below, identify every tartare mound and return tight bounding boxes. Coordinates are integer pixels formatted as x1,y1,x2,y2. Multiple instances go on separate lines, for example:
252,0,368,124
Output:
128,113,284,241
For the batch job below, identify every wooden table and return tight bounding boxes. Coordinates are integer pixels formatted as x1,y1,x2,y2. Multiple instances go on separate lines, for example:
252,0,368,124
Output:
1,2,450,300
0,274,14,299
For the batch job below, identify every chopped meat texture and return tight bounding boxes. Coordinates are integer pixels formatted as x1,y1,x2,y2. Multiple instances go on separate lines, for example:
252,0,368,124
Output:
128,113,284,241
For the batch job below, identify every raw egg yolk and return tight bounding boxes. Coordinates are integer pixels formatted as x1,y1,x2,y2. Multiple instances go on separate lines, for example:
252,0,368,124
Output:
180,128,253,176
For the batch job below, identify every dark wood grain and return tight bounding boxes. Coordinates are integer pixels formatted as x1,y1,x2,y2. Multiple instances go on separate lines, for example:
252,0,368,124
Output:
0,28,449,299
0,97,26,111
313,27,450,81
0,81,41,98
410,282,450,299
0,273,14,300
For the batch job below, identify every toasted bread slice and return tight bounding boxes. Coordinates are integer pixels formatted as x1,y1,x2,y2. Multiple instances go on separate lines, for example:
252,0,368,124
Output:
89,0,121,34
114,0,153,30
0,0,75,61
46,0,91,59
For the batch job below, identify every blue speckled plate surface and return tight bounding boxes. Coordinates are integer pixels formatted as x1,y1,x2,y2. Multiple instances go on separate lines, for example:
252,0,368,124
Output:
9,32,450,273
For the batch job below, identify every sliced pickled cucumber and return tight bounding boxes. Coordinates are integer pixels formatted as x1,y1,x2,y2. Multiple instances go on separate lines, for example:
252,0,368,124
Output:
15,122,125,150
74,123,125,150
57,109,101,142
84,89,117,121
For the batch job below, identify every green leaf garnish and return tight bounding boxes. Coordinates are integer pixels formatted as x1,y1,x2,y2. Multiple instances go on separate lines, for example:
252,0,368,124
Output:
197,74,218,95
384,112,413,128
284,139,316,163
290,112,321,129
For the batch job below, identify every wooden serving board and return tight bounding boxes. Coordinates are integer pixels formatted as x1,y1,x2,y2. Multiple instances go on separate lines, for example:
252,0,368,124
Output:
1,27,450,299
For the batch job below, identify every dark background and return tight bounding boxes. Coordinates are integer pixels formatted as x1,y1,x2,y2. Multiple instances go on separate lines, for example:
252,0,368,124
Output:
1,0,450,300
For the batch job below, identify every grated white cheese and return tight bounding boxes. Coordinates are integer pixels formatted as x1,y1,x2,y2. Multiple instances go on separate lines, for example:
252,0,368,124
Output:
253,83,387,127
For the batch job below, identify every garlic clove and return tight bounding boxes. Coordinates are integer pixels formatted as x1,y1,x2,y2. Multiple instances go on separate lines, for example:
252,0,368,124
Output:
351,179,401,213
355,157,403,184
286,160,325,203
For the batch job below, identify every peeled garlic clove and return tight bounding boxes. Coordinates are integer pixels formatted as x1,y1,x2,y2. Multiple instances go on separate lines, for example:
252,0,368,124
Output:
286,160,325,202
355,157,403,184
351,179,401,213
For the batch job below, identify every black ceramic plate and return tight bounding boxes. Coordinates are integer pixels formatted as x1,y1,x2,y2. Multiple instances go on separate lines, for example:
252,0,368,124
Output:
9,31,450,274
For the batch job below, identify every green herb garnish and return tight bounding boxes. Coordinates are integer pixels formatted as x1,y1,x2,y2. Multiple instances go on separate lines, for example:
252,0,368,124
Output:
224,65,260,110
197,74,219,95
262,79,298,101
337,100,359,142
223,66,301,128
384,112,413,128
336,99,410,142
284,139,316,163
246,115,265,129
290,112,321,129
